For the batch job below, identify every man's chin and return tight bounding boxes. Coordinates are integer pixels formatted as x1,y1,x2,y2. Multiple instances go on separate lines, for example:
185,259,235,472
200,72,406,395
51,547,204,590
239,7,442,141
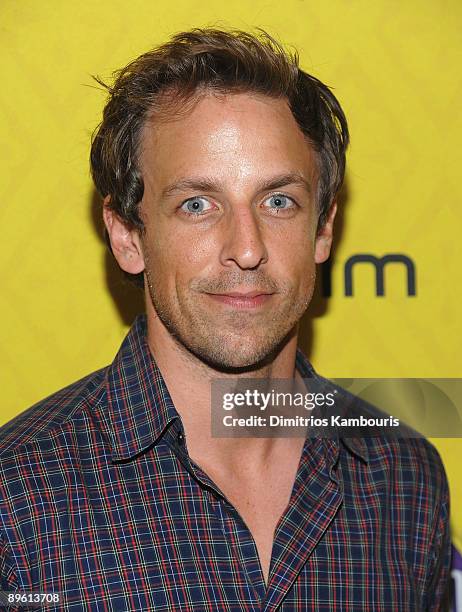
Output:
183,330,295,373
191,350,274,373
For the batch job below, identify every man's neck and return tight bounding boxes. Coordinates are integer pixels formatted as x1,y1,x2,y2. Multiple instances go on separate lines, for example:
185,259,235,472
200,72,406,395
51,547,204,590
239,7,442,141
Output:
144,306,300,476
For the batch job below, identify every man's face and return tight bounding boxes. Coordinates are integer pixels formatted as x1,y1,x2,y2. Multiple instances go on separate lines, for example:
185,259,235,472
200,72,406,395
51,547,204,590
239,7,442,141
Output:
129,92,334,369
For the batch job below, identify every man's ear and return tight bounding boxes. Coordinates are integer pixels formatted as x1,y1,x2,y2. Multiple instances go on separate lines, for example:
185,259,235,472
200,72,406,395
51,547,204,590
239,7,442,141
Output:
314,201,337,264
102,197,145,275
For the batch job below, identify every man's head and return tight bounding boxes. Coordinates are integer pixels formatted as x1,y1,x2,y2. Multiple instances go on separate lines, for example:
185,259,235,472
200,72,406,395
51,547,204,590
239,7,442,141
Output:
92,29,349,370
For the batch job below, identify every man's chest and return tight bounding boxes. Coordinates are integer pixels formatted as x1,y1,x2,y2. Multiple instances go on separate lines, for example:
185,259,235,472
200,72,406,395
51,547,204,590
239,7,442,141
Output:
10,484,425,611
215,478,297,586
3,444,435,611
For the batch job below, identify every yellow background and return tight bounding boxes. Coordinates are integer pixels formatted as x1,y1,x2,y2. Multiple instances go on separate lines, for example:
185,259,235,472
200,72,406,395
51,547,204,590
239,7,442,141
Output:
1,1,461,548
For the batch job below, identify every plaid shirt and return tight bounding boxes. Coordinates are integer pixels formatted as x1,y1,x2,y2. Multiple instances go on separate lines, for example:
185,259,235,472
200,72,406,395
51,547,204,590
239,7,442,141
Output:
0,315,451,611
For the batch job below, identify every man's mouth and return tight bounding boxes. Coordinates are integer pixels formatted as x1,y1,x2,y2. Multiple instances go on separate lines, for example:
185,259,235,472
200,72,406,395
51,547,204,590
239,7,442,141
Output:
205,291,274,309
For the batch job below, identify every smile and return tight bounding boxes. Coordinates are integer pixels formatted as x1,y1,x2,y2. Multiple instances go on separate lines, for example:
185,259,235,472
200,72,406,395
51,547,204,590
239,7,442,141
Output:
206,292,274,309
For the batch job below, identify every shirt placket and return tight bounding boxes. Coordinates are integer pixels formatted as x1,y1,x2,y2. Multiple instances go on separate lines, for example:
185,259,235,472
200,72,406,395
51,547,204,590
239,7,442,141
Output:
261,437,343,612
164,420,344,612
163,419,265,610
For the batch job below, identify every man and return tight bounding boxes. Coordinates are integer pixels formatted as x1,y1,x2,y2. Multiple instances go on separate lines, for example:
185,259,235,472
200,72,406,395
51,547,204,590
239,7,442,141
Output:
0,29,451,610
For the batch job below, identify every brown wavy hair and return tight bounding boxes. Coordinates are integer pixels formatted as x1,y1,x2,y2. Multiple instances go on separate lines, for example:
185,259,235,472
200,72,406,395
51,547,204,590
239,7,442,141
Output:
90,28,349,286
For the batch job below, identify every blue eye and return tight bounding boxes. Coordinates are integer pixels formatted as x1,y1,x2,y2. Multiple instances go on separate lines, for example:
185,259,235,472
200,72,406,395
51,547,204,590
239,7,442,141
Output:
181,197,213,215
264,194,295,210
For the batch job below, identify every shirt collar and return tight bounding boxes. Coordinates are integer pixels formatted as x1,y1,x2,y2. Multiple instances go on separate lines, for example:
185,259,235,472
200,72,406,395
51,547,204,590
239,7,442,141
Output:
104,314,180,461
102,314,368,464
295,348,369,464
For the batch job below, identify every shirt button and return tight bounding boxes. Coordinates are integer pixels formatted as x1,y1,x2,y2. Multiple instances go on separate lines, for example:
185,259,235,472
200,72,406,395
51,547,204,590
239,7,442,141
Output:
177,432,185,445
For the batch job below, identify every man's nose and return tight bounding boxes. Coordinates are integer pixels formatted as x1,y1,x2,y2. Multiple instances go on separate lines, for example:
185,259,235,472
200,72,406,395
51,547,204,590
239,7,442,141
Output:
219,208,268,270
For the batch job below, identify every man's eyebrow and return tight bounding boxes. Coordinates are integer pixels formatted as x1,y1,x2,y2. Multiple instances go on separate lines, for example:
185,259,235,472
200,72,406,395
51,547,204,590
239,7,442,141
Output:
255,173,312,195
161,177,222,198
160,172,312,199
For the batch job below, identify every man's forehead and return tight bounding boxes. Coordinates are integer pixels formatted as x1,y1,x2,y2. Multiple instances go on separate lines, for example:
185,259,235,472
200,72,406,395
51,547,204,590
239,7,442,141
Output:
138,91,318,191
139,90,308,153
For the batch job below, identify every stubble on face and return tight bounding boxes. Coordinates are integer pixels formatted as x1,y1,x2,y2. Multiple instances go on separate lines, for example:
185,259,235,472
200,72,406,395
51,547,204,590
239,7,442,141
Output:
143,249,316,371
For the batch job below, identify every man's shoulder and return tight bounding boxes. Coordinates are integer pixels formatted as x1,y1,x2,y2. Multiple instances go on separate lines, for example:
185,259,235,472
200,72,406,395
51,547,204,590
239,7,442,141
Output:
327,380,449,492
350,432,449,517
363,434,446,480
0,367,108,460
